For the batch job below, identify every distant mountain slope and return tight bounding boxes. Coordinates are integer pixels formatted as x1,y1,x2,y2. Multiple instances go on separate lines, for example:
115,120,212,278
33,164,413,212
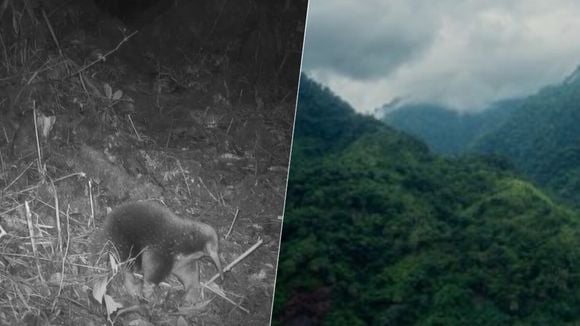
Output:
294,77,423,154
273,75,580,325
381,100,520,155
291,75,429,164
474,66,580,204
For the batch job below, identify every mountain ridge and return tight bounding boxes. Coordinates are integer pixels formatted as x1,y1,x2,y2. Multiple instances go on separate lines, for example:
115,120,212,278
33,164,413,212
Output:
273,75,580,325
380,99,521,155
473,67,580,205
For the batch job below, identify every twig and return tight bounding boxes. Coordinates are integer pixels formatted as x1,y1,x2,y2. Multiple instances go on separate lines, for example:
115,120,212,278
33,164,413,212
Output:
23,203,34,253
53,172,86,183
0,204,23,217
198,177,219,203
127,114,141,141
225,208,239,239
24,201,44,282
3,161,34,191
33,104,44,179
201,282,249,314
42,9,62,56
0,149,6,188
204,238,263,286
275,51,289,79
177,160,192,199
0,31,9,72
26,70,40,86
207,0,229,41
35,198,82,225
223,79,230,100
226,117,234,135
165,119,175,150
70,30,138,77
0,222,7,239
13,282,31,311
78,72,89,97
88,179,94,228
198,239,264,313
51,180,62,253
14,172,85,194
79,72,102,97
0,253,108,271
52,205,70,310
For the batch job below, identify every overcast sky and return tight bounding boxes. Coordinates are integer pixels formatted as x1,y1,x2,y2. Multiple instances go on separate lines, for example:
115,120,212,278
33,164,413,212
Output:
302,0,580,114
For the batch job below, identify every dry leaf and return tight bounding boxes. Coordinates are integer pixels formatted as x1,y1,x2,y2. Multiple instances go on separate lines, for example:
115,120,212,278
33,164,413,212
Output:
49,272,64,285
113,89,123,101
109,253,119,274
177,316,189,326
0,224,7,239
37,114,56,138
128,319,154,326
104,294,123,316
104,83,113,99
92,277,108,304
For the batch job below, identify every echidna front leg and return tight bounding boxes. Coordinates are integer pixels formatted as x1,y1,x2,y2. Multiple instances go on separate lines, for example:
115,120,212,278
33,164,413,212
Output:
141,248,173,299
172,255,202,304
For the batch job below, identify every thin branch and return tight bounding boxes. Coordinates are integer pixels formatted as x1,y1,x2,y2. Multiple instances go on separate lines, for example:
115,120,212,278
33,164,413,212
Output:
127,114,142,141
51,179,62,253
204,238,264,286
198,177,219,203
70,30,138,77
3,162,34,192
33,104,44,179
225,208,240,239
42,9,62,56
177,160,192,199
88,179,95,228
201,282,249,314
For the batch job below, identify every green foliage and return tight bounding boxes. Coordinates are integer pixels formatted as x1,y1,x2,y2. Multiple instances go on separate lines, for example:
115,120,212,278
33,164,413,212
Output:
382,101,520,155
273,75,580,325
473,69,580,206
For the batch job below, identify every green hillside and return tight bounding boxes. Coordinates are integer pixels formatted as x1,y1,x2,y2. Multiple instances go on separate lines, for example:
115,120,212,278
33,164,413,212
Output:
474,67,580,205
381,101,520,155
273,76,580,325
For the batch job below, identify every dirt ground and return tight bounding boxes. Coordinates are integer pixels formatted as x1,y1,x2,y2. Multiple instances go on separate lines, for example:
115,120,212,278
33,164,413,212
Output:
0,0,306,325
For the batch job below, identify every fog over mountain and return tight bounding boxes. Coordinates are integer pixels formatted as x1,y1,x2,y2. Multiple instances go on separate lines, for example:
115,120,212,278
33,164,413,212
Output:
303,0,580,113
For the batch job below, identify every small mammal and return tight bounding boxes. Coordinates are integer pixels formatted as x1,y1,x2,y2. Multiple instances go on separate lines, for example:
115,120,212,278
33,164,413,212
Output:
103,201,223,302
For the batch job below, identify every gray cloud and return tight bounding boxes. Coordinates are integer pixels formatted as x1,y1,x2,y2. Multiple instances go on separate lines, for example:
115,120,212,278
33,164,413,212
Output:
303,0,580,113
303,0,439,80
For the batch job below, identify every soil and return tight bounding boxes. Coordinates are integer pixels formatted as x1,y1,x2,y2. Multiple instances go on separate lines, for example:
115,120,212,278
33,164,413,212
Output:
0,0,306,325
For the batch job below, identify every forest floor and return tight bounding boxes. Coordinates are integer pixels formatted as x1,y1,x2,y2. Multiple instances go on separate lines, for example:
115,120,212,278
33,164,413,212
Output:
0,1,303,325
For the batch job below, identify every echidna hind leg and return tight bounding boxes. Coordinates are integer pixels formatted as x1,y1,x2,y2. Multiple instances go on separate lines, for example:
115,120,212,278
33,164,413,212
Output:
123,270,143,297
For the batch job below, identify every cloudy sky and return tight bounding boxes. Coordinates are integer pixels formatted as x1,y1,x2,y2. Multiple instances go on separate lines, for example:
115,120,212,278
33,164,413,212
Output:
302,0,580,114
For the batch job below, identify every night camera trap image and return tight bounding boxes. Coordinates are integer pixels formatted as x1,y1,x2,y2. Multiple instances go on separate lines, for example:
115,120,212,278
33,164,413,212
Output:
0,0,306,325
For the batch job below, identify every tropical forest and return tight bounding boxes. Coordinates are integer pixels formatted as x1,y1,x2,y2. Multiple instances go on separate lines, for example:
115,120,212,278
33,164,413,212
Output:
273,74,580,325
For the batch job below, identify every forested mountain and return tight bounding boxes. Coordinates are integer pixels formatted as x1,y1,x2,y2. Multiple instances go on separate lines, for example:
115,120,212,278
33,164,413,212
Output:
473,67,580,205
381,100,520,155
273,75,580,325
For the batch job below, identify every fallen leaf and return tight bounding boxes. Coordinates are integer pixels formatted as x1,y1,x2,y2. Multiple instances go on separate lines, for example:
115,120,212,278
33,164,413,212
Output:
176,316,189,326
113,89,123,101
104,294,123,316
104,83,112,99
92,277,108,304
